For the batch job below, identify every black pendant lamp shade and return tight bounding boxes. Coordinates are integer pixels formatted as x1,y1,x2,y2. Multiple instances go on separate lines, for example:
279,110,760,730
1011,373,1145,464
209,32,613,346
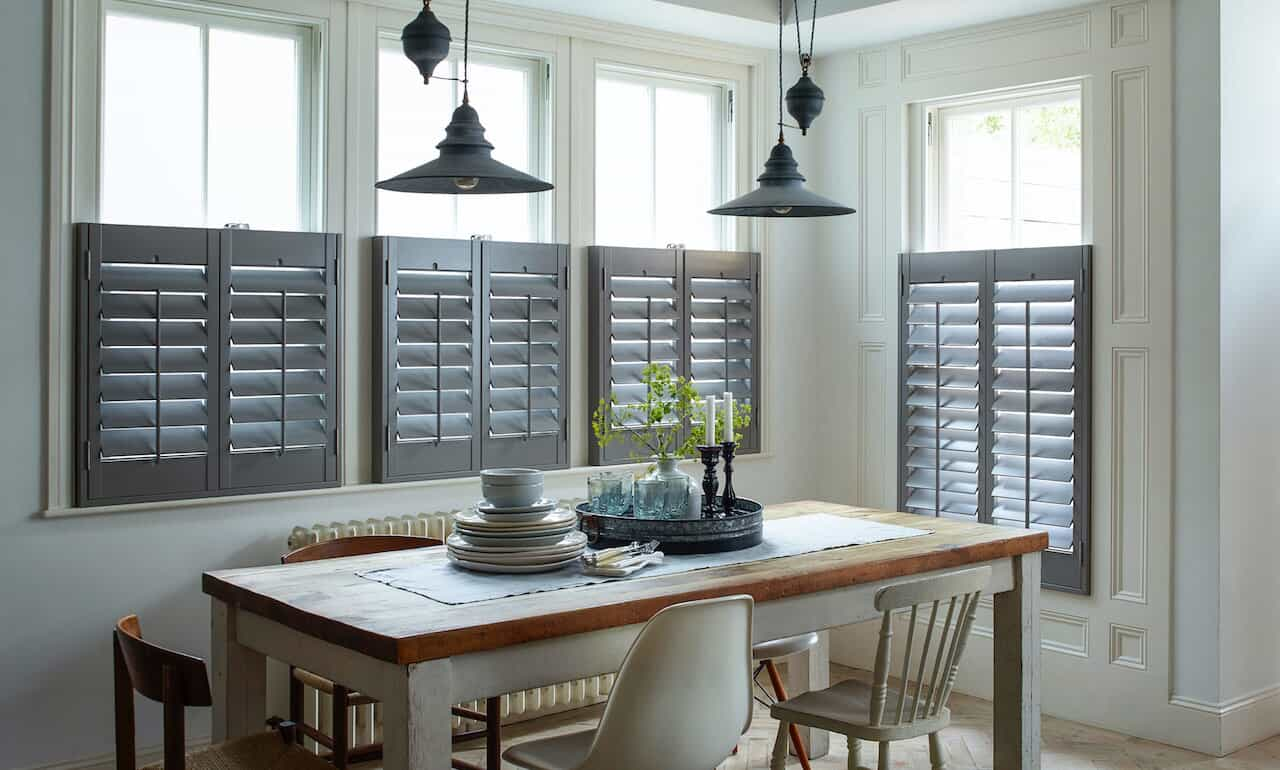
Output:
376,0,553,196
402,1,451,84
786,57,824,135
375,99,553,194
709,140,852,217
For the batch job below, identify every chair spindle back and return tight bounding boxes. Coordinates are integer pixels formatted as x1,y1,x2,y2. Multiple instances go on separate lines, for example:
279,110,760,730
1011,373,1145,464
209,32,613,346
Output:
868,567,991,728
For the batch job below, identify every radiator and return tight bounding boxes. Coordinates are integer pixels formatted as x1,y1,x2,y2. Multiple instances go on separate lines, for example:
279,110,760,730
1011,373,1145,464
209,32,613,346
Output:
285,504,614,749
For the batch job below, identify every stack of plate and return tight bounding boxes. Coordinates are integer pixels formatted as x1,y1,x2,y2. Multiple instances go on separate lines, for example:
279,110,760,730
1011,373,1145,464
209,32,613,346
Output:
447,505,586,573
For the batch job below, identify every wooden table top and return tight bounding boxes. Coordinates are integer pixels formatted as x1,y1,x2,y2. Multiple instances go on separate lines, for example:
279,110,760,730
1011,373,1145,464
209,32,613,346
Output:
203,501,1046,665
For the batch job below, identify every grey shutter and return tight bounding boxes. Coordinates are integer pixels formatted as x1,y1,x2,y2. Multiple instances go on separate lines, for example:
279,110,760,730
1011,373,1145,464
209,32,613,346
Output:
588,247,685,464
76,224,221,506
991,246,1090,593
685,250,761,452
374,237,481,482
898,246,1091,594
480,241,569,469
220,229,340,492
898,251,985,523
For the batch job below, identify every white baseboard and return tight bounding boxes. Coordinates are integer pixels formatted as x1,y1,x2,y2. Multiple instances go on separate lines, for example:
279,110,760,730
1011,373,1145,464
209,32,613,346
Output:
1172,683,1280,755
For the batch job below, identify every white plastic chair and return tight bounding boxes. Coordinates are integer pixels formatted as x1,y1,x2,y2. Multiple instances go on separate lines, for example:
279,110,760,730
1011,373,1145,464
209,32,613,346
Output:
769,567,991,770
503,594,754,770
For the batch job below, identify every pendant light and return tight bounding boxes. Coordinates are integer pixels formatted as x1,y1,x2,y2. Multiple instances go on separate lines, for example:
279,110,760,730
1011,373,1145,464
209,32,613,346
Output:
709,0,852,218
376,0,553,195
401,0,451,84
785,0,824,135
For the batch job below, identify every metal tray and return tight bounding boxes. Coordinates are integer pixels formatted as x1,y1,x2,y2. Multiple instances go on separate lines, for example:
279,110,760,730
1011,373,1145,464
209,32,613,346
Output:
574,498,764,554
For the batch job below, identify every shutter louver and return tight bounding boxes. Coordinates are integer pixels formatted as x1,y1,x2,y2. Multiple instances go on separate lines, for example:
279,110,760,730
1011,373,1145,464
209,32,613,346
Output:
685,250,761,451
899,246,1091,594
588,248,684,464
78,224,220,505
481,241,569,469
374,237,481,481
221,230,339,491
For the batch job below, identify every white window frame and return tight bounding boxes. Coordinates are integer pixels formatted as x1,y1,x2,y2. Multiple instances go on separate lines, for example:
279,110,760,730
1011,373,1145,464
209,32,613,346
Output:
593,62,736,251
97,0,326,230
373,31,552,242
923,80,1086,252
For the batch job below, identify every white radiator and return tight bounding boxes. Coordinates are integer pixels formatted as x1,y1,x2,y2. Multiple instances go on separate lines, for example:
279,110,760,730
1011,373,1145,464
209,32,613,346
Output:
285,505,613,748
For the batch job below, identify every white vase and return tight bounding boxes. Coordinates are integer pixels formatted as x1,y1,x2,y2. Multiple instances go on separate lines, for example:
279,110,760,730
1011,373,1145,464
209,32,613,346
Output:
646,457,696,519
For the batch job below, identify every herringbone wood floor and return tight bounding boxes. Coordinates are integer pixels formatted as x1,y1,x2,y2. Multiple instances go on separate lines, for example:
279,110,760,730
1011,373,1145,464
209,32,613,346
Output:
451,664,1280,770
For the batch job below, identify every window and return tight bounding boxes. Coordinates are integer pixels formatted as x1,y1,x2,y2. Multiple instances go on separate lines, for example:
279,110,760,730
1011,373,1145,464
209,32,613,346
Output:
588,246,760,465
376,40,548,242
100,2,319,231
899,246,1091,593
595,67,732,250
76,224,341,506
926,84,1082,251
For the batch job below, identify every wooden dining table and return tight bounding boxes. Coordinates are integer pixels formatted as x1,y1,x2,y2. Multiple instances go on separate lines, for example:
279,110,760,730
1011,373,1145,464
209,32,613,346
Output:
203,500,1046,769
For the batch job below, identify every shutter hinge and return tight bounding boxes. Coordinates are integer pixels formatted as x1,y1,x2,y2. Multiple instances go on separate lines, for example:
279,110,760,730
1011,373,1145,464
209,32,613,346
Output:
83,248,92,281
563,264,569,291
333,256,340,285
563,415,568,435
83,440,92,470
900,272,906,297
384,258,391,286
385,425,391,450
333,426,339,448
927,112,934,146
727,89,735,123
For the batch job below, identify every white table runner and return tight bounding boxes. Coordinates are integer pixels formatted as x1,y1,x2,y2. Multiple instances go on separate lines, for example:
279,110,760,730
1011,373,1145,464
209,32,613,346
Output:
357,513,931,606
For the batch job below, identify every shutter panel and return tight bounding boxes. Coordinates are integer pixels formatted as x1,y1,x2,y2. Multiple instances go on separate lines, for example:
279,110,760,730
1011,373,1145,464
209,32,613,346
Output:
77,224,220,505
898,251,985,523
481,241,569,469
220,230,339,492
685,250,761,452
991,246,1090,593
588,247,685,464
374,237,481,481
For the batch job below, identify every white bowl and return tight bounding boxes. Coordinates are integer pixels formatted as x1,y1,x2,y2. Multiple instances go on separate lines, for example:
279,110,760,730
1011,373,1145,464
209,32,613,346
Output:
481,468,544,507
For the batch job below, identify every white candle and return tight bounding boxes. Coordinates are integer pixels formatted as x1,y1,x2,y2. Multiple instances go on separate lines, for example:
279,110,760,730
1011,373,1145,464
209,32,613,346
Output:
722,392,734,443
704,395,717,445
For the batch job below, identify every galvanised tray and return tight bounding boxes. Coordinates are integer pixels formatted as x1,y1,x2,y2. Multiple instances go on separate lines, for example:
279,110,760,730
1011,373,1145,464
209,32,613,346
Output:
574,498,763,554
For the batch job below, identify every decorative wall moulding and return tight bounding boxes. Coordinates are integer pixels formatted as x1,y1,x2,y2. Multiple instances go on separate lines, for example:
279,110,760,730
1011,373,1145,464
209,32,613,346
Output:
1110,347,1150,605
857,106,888,323
1110,2,1149,48
920,598,1089,659
900,10,1091,81
1109,623,1148,670
857,49,887,88
1111,66,1151,323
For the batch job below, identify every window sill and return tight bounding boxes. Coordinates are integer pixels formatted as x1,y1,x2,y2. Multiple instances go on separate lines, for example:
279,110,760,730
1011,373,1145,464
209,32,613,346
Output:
41,452,776,519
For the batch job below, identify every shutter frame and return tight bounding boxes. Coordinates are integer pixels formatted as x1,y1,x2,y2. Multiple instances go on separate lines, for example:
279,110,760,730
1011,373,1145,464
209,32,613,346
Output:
588,246,687,465
480,240,570,470
218,229,341,493
374,236,482,482
899,245,1091,594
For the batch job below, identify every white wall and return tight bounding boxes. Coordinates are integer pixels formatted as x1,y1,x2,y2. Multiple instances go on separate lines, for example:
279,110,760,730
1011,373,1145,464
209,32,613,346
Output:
0,4,826,770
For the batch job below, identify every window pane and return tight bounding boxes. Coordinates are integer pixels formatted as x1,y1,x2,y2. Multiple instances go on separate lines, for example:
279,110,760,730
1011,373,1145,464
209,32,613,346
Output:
940,108,1013,250
1016,98,1082,247
101,13,205,227
655,86,720,249
377,46,457,237
595,76,655,248
207,27,303,231
377,47,541,241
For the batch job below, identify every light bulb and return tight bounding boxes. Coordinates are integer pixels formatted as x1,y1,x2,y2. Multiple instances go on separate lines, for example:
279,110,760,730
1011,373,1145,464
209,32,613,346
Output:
771,206,793,215
453,177,480,190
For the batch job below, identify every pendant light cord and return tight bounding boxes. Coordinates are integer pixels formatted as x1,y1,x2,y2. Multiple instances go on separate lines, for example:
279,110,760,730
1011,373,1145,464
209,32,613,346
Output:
792,0,818,73
777,0,784,142
461,0,471,103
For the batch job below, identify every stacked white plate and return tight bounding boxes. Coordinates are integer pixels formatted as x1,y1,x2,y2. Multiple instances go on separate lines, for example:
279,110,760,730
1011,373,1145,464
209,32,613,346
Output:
448,506,586,573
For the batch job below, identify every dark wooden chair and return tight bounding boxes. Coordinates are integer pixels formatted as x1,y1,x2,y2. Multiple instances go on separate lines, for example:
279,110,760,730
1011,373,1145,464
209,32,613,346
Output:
280,534,502,770
114,615,331,770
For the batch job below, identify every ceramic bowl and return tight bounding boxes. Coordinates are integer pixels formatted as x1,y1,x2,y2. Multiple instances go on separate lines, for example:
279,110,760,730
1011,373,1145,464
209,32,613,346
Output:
480,468,544,508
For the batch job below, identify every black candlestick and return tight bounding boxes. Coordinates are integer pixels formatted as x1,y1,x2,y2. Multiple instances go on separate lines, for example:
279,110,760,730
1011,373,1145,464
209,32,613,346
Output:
720,440,737,513
697,445,722,517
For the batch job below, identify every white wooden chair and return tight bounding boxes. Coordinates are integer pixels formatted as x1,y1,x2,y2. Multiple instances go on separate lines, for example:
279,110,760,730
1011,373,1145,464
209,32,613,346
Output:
768,567,991,770
502,595,754,770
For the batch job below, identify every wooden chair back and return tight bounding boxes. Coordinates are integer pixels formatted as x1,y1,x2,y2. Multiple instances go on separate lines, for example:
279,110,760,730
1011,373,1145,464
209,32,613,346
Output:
281,534,443,564
867,567,991,728
114,615,214,770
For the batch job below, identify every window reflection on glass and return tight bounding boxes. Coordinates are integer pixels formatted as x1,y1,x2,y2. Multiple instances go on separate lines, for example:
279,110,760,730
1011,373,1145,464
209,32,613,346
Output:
596,70,728,250
933,88,1082,250
101,6,313,230
376,42,545,242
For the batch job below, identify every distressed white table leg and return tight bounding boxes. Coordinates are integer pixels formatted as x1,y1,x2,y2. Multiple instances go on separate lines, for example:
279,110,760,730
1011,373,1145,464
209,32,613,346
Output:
210,599,266,742
382,658,454,770
783,629,830,758
993,552,1041,770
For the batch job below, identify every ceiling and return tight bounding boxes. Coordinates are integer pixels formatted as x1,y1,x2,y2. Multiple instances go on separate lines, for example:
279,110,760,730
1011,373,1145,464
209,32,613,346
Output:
498,0,1097,51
